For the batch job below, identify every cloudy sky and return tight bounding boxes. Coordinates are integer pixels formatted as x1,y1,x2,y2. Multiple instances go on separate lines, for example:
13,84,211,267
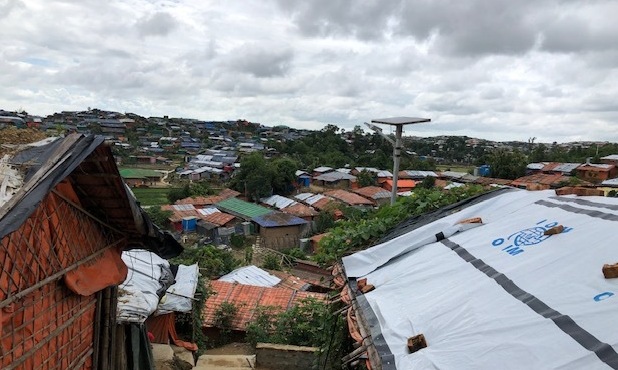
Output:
1,0,618,142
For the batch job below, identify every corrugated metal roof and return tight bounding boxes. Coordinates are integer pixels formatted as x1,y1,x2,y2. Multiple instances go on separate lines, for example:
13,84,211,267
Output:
304,194,325,205
281,203,318,218
197,207,220,216
404,170,437,178
218,265,281,287
552,163,581,173
216,197,272,219
325,189,373,206
336,168,352,174
355,167,380,173
580,163,614,170
526,163,546,170
313,166,332,173
294,193,313,201
312,197,334,211
440,171,467,179
252,211,308,227
601,155,618,161
601,178,618,186
295,170,309,176
201,211,235,226
376,170,393,178
315,172,356,182
260,194,297,209
172,204,195,211
354,186,392,199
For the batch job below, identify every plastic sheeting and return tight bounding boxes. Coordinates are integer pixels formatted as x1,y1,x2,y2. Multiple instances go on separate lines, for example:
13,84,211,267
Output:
117,250,172,323
156,263,200,315
218,265,281,287
343,189,618,370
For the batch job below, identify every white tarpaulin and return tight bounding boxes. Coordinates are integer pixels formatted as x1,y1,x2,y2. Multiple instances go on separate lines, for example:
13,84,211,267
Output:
156,263,200,315
342,189,618,370
117,250,171,323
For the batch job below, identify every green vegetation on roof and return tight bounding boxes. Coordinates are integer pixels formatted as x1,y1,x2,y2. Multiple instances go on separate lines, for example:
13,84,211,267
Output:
119,168,164,179
216,197,272,219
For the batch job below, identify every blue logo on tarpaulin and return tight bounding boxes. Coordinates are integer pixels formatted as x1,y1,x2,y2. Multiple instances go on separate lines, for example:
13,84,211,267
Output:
492,220,573,256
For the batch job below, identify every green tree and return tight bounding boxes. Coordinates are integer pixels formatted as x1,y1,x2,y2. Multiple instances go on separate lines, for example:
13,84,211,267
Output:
231,152,275,201
213,302,238,345
145,206,173,227
356,169,376,187
272,157,299,195
171,245,240,278
418,176,436,189
486,149,527,180
262,254,281,271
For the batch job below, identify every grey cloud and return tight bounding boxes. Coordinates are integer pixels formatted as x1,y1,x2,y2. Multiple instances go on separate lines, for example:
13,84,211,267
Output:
224,44,294,78
275,0,397,40
0,0,24,19
136,12,178,37
540,15,618,53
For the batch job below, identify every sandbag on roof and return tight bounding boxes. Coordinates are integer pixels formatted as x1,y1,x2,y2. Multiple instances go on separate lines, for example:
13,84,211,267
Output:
343,189,618,370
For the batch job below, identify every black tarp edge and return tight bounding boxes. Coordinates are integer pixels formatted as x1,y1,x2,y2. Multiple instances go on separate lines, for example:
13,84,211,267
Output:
0,134,182,259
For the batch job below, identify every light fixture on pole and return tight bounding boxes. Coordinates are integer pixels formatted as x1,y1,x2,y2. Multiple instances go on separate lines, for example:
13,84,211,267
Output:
367,117,430,205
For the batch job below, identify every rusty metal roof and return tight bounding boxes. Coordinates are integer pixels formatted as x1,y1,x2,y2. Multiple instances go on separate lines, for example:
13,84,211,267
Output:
325,189,373,206
354,186,392,200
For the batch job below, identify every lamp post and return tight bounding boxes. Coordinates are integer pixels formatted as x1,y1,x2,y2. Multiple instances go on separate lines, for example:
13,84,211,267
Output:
367,117,430,205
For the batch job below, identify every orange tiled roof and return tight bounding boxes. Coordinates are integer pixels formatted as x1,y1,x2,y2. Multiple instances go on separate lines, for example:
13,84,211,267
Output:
324,189,373,206
202,281,327,331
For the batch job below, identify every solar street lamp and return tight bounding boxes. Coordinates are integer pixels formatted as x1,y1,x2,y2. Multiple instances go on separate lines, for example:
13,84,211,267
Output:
367,117,430,205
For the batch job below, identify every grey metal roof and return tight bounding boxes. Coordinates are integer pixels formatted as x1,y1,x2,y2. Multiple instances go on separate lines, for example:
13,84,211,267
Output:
315,172,357,182
601,155,618,161
305,194,326,205
197,207,220,216
371,117,431,125
294,193,314,201
218,265,281,287
553,163,581,173
355,167,380,173
440,171,467,179
601,178,618,187
252,211,308,227
526,163,545,170
313,166,333,173
405,170,437,178
260,195,297,209
377,170,393,178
